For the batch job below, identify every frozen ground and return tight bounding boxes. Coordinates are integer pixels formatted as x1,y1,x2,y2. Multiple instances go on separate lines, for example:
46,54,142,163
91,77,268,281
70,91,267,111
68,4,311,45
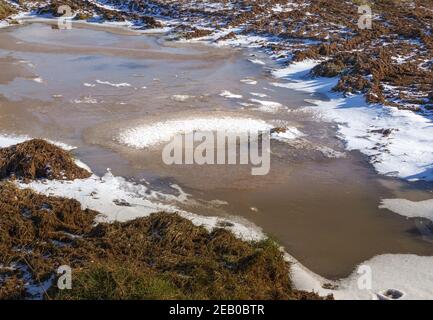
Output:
2,134,433,299
271,60,433,182
1,2,433,300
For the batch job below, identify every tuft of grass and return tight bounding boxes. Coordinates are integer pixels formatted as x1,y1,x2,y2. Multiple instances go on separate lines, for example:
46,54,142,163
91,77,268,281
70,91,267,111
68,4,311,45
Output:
51,218,305,300
55,263,186,300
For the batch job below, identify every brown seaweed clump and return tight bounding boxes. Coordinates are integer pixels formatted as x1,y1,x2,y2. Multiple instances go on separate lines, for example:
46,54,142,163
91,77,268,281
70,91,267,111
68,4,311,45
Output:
0,139,91,181
0,182,331,300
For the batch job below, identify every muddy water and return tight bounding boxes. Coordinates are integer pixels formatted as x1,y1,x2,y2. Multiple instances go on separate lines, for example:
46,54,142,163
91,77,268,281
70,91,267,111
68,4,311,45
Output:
1,22,432,279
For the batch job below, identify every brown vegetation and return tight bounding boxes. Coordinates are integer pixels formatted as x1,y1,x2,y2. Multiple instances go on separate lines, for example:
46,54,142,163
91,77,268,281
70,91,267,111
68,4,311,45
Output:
0,139,91,181
35,0,162,27
184,28,213,39
0,182,331,300
0,0,15,20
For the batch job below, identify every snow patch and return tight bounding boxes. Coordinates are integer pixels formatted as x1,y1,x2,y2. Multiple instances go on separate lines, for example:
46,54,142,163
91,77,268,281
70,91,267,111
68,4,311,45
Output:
248,58,265,65
219,90,242,99
17,168,264,241
171,94,194,102
250,92,268,98
380,198,433,221
250,98,283,113
288,253,433,300
333,254,433,300
72,96,99,104
117,117,273,149
240,78,257,85
317,146,346,159
96,80,131,87
272,60,433,181
271,127,304,141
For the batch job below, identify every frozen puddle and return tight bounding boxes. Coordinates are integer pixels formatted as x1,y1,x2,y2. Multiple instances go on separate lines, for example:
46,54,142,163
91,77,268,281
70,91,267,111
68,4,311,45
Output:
117,116,276,149
1,22,433,296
